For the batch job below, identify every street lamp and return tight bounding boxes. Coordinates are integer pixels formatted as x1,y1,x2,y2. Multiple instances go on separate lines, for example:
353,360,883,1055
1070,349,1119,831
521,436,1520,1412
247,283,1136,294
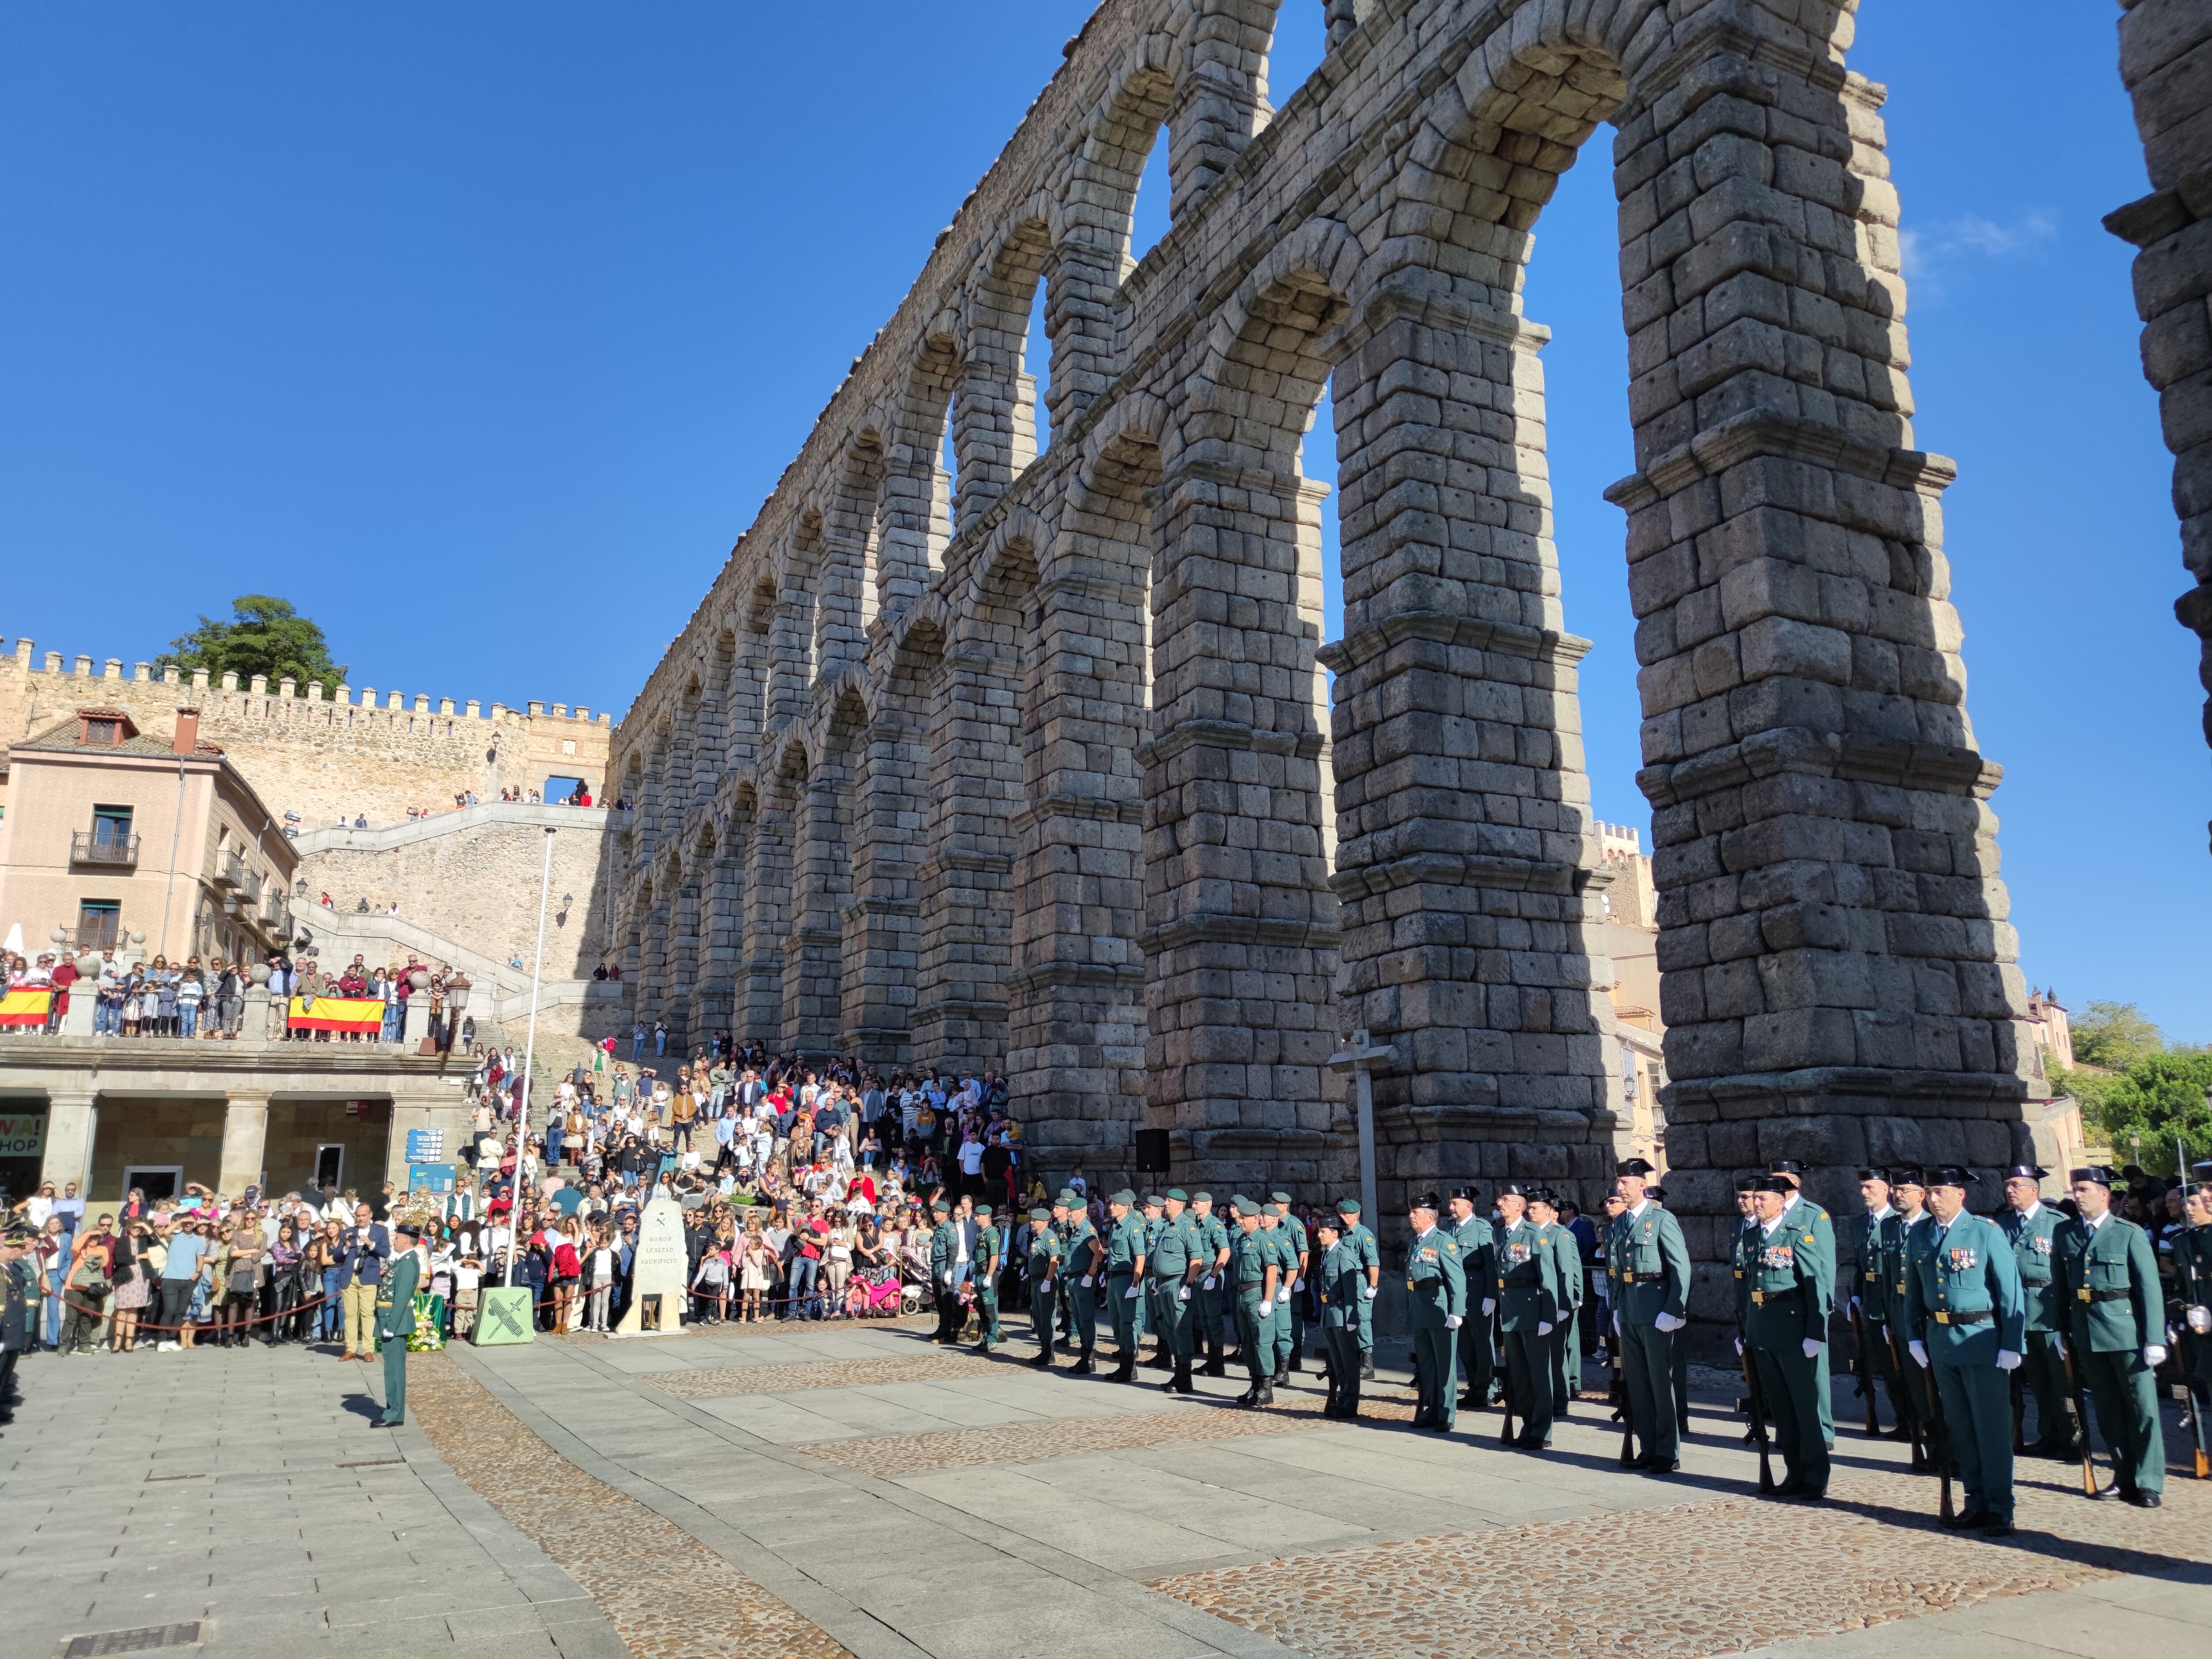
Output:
1328,1028,1395,1231
446,973,471,1054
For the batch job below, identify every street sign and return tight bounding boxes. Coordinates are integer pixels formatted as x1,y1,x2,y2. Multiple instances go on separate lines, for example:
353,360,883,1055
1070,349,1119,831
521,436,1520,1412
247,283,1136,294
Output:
408,1162,457,1194
404,1128,445,1164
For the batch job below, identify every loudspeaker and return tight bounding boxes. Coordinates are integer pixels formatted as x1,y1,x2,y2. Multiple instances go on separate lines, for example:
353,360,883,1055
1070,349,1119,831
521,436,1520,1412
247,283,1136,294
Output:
1133,1128,1171,1173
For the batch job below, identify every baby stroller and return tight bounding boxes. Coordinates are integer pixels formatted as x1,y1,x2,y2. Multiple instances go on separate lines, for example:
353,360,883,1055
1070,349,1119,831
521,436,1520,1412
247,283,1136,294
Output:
898,1254,931,1317
849,1264,902,1318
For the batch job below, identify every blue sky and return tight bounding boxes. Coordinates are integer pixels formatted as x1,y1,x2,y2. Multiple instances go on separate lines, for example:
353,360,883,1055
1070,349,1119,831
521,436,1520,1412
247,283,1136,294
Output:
3,4,2201,1038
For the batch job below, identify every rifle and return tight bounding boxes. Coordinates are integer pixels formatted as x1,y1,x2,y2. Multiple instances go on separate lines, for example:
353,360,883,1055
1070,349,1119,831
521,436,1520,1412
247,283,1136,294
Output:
1612,1339,1633,1466
1885,1322,1930,1472
1849,1301,1879,1435
1738,1322,1775,1495
2009,1365,2026,1455
2182,1336,2210,1480
2058,1335,2103,1498
1498,1311,1517,1446
1917,1340,1956,1522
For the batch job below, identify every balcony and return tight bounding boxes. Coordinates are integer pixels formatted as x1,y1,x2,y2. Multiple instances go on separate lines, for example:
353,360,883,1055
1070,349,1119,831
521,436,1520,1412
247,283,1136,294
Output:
215,852,245,888
65,919,121,951
71,831,140,869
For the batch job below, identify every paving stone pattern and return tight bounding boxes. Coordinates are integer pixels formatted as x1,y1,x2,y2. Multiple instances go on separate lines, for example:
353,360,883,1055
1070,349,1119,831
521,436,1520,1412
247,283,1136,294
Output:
409,1353,851,1659
802,1398,1317,1478
1153,1467,2212,1659
641,1352,995,1398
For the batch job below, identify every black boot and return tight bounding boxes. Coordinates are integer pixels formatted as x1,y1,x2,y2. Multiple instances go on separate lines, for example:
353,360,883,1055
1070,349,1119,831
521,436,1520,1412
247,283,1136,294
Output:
1287,1352,1303,1375
1114,1353,1136,1383
1256,1379,1275,1407
1030,1346,1052,1368
1361,1359,1375,1381
1202,1357,1226,1378
1170,1359,1195,1395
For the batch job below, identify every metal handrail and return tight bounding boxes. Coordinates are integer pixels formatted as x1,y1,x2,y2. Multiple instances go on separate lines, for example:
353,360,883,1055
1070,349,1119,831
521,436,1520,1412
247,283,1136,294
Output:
71,831,140,868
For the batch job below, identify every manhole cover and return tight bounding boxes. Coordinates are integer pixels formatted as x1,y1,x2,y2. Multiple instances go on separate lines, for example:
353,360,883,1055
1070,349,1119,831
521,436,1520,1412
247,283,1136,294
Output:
60,1623,206,1659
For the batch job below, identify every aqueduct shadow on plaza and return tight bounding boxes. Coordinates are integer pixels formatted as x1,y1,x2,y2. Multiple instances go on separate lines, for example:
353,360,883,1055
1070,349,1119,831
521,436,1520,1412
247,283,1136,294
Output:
608,0,2059,1331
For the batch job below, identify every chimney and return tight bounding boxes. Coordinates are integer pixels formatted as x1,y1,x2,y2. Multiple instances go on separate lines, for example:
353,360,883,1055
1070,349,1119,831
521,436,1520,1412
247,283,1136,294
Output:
173,707,200,756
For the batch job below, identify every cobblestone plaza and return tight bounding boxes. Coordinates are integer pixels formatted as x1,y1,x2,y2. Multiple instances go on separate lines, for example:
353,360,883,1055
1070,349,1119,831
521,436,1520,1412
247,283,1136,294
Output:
3,1327,2204,1659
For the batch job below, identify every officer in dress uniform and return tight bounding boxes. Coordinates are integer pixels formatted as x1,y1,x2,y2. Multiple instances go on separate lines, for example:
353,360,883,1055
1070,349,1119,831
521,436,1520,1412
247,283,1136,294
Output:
1027,1205,1061,1366
1902,1166,2026,1534
1770,1161,1838,1448
2176,1168,2212,1470
1062,1189,1101,1375
1335,1198,1381,1382
1852,1167,1913,1441
971,1205,1002,1355
929,1199,962,1344
1190,1192,1233,1376
1646,1183,1693,1434
1529,1188,1582,1416
1996,1162,2075,1457
1742,1175,1828,1498
1252,1203,1287,1381
1269,1191,1310,1374
1444,1186,1495,1412
1403,1191,1466,1432
1492,1181,1559,1450
1138,1194,1165,1368
1229,1197,1279,1406
2054,1164,2166,1505
1885,1167,1937,1454
1608,1159,1691,1471
1149,1189,1203,1393
0,1225,35,1434
375,1221,423,1428
1103,1190,1145,1382
1313,1213,1371,1418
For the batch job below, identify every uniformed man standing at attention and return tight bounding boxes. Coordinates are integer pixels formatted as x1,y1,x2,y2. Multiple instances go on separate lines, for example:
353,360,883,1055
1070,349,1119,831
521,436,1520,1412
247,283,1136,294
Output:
1027,1205,1061,1367
1190,1192,1233,1377
1851,1167,1912,1440
1995,1163,2075,1457
1529,1188,1582,1417
1138,1193,1167,1369
1445,1186,1495,1413
1062,1189,1102,1375
1335,1197,1381,1381
1608,1159,1690,1471
929,1199,962,1344
374,1221,424,1428
1902,1165,2026,1534
1770,1161,1838,1448
1149,1189,1203,1394
1403,1192,1465,1431
1104,1190,1147,1382
2054,1164,2166,1505
1269,1191,1310,1374
2175,1169,2212,1472
1313,1213,1369,1418
971,1205,1002,1355
1256,1202,1295,1383
1229,1198,1279,1406
1742,1175,1828,1498
1887,1167,1936,1454
1493,1181,1560,1450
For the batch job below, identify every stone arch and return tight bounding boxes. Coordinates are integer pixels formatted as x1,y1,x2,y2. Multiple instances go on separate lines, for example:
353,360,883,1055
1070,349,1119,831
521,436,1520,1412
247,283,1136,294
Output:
730,779,780,1045
824,430,886,664
959,216,1056,521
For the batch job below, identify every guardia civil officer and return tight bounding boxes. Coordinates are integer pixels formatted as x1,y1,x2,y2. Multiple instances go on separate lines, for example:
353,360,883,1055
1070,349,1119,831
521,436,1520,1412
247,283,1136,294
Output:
1741,1175,1828,1498
374,1221,424,1428
1607,1159,1690,1471
2176,1169,2212,1469
1269,1191,1310,1373
1528,1188,1582,1416
1027,1206,1061,1366
972,1205,1003,1354
1256,1203,1297,1381
1492,1181,1559,1450
1189,1192,1233,1376
1403,1191,1466,1432
1887,1167,1937,1456
0,1224,35,1432
1103,1189,1146,1382
1062,1189,1102,1374
1149,1190,1204,1393
1901,1167,2026,1534
1228,1197,1279,1406
929,1199,962,1343
1138,1194,1166,1369
2054,1164,2166,1505
1851,1167,1913,1440
1334,1197,1381,1381
1444,1187,1494,1412
1313,1213,1370,1418
1995,1163,2075,1457
1770,1160,1838,1448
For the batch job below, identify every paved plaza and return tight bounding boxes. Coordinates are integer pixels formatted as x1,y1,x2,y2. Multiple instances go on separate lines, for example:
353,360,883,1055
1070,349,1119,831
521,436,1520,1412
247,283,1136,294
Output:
3,1325,2206,1659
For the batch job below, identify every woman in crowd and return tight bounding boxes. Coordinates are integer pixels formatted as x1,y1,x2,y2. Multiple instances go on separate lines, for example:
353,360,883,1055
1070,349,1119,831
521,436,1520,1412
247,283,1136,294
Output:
738,1218,774,1324
109,1222,151,1352
269,1221,305,1340
217,1220,261,1347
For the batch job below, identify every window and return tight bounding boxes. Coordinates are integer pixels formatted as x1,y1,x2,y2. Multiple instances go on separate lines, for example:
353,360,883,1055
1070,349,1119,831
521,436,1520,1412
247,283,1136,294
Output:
77,899,120,950
91,805,133,849
83,718,119,746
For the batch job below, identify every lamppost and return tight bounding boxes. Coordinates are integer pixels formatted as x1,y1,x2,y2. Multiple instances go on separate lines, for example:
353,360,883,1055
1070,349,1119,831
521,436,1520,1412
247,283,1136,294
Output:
504,827,557,1286
446,972,471,1055
1328,1028,1395,1232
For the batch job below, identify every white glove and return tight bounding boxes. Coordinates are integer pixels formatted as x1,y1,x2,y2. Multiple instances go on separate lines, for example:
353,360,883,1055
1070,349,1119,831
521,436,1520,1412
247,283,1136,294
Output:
1908,1339,1929,1369
1995,1349,2022,1371
2054,1333,2067,1359
939,1272,952,1287
1445,1314,1462,1330
1481,1298,1496,1317
1361,1286,1375,1301
1733,1336,1744,1357
1801,1337,1824,1359
1849,1295,1860,1315
1124,1285,1139,1300
2145,1344,2169,1367
1176,1287,1190,1303
1654,1311,1685,1333
1537,1321,1553,1336
1201,1275,1216,1290
1612,1310,1622,1336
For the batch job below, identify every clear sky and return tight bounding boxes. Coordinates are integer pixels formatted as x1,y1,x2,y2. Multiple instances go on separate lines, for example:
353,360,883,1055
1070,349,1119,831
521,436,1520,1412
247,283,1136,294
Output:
3,4,2201,1038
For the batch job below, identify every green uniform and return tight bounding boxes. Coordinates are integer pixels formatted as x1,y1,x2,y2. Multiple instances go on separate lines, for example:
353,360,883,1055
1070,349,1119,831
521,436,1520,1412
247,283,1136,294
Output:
1317,1235,1369,1415
1148,1211,1203,1361
2175,1218,2212,1466
2054,1210,2166,1497
1405,1222,1467,1429
1495,1217,1559,1447
1028,1222,1061,1358
972,1223,1002,1348
1996,1201,2073,1452
1279,1210,1311,1367
929,1221,960,1342
1341,1220,1379,1351
1106,1213,1144,1358
1746,1210,1829,1496
1903,1210,2027,1523
1608,1198,1691,1462
1784,1192,1838,1445
1064,1215,1100,1362
1231,1227,1274,1387
1853,1206,1917,1439
1448,1213,1495,1406
1543,1219,1583,1413
1138,1210,1163,1350
1191,1210,1232,1368
375,1247,422,1427
1261,1222,1298,1377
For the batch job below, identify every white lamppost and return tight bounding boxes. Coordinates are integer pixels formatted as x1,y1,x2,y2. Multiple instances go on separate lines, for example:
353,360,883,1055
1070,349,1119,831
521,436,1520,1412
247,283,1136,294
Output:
504,826,557,1285
1328,1028,1395,1230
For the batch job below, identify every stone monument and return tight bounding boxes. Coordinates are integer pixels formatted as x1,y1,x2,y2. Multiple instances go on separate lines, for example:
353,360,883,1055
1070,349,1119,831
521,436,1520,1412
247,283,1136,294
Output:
611,1194,687,1336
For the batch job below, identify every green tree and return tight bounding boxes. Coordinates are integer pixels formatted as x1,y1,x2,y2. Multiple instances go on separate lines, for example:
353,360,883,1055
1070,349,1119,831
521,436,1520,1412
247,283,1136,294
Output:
2070,1050,2212,1175
154,596,346,689
2069,1000,2166,1071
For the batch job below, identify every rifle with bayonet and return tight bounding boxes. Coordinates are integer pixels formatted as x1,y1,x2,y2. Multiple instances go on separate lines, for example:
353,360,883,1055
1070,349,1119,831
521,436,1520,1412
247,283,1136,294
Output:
1849,1299,1880,1435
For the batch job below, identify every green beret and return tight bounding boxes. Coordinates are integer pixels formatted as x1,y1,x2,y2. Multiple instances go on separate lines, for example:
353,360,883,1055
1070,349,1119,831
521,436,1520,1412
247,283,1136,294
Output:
1029,1208,1051,1222
1335,1197,1361,1214
1110,1188,1136,1206
974,1204,992,1217
1056,1189,1080,1206
1192,1190,1212,1203
1141,1193,1162,1209
1262,1203,1282,1217
1269,1190,1292,1204
1229,1198,1255,1218
932,1199,950,1213
1165,1187,1188,1202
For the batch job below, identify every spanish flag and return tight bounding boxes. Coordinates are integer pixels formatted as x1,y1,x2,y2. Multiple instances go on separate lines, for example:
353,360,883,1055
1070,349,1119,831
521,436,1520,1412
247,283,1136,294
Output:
288,995,387,1034
0,988,53,1026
